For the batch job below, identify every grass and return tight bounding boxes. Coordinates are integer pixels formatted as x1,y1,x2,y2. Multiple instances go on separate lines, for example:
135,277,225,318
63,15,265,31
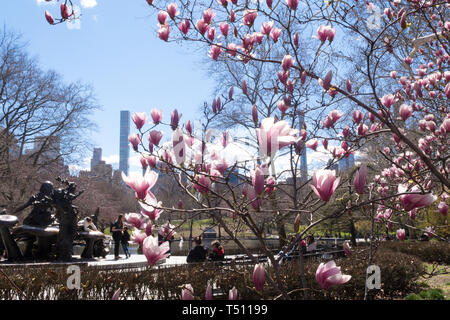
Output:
412,263,450,300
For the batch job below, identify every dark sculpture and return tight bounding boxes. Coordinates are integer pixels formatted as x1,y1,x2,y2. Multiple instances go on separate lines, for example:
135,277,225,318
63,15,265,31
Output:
15,181,55,227
53,177,84,261
0,177,106,263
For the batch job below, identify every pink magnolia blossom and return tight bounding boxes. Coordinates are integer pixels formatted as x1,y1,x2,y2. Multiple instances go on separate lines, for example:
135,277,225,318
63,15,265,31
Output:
179,19,190,35
229,10,236,23
270,28,282,42
247,185,262,210
252,264,266,292
265,176,276,194
346,79,352,92
306,139,319,151
143,236,169,266
185,120,193,135
352,110,363,124
252,105,258,124
45,10,54,25
158,25,170,41
396,228,406,241
145,222,154,236
343,242,351,257
209,44,223,60
242,80,248,95
132,112,147,130
228,287,238,300
354,164,368,194
131,229,147,246
315,260,351,290
149,130,163,147
170,109,182,130
286,0,299,10
166,3,178,19
112,289,121,300
281,55,294,71
399,104,412,121
60,4,70,20
323,110,343,128
147,155,157,168
158,10,168,25
219,22,229,37
128,134,141,151
151,108,162,124
357,123,368,136
141,206,161,221
277,100,288,113
203,8,215,24
438,202,448,216
256,118,299,157
380,94,395,108
124,212,145,229
193,174,211,193
316,25,336,43
159,222,175,240
196,19,209,36
398,184,437,211
121,168,158,200
252,166,265,195
310,169,340,202
319,70,333,91
205,283,213,300
243,10,258,27
207,27,216,41
261,21,274,35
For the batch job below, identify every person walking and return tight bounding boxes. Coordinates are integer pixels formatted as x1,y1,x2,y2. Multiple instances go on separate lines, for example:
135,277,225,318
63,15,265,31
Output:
121,226,131,259
111,214,124,260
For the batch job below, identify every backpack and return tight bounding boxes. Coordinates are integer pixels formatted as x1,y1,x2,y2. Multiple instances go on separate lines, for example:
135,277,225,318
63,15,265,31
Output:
109,222,114,234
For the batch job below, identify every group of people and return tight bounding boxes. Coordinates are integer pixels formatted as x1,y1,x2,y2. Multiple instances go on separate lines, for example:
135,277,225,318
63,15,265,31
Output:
186,236,225,263
279,235,317,262
110,214,131,260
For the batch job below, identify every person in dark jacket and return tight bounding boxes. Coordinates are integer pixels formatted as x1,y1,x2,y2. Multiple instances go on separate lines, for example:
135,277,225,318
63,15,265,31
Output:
208,240,225,261
121,226,131,259
186,236,208,263
111,215,124,260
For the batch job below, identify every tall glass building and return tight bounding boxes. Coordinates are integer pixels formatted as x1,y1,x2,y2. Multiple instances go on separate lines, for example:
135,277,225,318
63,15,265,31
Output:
119,110,130,175
297,111,308,182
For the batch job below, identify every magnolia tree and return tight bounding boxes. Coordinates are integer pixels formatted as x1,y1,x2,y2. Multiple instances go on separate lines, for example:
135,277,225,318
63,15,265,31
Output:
42,0,449,299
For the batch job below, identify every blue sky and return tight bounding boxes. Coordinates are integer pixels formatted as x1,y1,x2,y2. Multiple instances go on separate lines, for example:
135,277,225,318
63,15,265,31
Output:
0,0,216,173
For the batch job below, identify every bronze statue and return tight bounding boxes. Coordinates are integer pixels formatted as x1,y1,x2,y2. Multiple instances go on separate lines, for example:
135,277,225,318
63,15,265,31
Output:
1,177,106,263
14,181,55,227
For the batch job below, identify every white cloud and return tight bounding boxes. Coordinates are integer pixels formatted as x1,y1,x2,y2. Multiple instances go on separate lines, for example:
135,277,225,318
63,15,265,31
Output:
80,0,97,8
66,19,81,30
36,0,55,5
103,154,120,164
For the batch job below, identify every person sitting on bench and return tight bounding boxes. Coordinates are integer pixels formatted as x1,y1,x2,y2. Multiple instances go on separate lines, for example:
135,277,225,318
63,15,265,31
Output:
306,235,317,252
208,240,225,261
187,236,208,263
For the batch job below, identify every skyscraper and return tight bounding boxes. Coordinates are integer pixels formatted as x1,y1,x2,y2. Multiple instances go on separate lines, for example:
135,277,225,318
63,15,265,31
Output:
90,147,102,171
297,111,308,182
119,110,130,175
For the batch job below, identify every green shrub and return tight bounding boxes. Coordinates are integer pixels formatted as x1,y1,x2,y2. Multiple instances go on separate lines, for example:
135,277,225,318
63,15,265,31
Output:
405,289,445,300
0,245,425,300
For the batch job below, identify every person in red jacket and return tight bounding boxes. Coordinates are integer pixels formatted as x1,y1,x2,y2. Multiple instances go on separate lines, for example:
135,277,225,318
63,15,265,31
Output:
208,240,225,261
